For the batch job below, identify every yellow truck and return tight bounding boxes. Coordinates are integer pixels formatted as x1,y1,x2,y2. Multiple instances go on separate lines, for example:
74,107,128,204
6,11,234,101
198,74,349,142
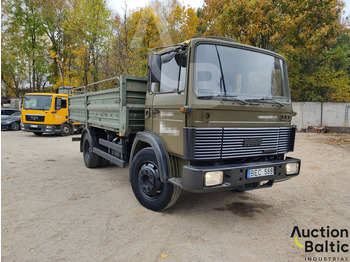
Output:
21,93,83,136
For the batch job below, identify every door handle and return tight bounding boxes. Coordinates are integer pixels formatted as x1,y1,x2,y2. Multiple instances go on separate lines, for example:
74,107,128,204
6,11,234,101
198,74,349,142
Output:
152,109,160,114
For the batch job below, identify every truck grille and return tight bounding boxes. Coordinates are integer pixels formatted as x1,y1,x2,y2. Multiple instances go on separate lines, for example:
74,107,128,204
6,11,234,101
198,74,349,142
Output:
25,115,45,122
184,127,295,160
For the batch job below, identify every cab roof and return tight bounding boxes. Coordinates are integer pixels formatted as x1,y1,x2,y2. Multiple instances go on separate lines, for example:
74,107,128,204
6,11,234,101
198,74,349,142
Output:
25,93,68,97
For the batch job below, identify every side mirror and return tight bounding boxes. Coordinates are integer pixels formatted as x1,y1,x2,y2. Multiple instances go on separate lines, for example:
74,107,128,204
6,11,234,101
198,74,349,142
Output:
55,98,62,110
148,54,161,83
180,53,187,68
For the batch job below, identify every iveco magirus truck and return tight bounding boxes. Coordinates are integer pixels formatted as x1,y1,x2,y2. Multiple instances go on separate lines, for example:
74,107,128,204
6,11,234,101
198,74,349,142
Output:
68,37,301,211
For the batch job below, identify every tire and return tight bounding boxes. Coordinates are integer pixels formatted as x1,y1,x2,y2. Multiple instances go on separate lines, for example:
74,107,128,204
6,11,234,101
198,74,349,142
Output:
61,123,72,136
99,158,110,167
130,148,181,211
82,134,101,168
33,132,43,136
11,122,20,131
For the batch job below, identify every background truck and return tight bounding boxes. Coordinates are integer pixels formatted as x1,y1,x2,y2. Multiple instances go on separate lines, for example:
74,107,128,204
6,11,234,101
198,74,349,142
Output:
68,37,301,211
21,93,83,136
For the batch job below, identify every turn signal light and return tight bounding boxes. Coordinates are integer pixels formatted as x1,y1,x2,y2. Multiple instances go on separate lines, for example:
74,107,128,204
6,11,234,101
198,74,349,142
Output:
180,105,192,114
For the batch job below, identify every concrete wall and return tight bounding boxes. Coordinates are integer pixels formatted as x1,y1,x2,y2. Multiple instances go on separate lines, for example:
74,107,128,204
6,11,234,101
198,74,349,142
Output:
292,102,350,131
10,99,22,110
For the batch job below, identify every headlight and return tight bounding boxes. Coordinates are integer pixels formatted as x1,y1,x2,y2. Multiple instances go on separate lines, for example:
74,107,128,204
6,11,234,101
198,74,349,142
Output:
286,163,299,175
205,171,223,187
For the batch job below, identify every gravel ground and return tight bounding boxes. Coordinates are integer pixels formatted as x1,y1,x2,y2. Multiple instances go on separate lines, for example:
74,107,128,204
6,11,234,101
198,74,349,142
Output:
1,131,350,262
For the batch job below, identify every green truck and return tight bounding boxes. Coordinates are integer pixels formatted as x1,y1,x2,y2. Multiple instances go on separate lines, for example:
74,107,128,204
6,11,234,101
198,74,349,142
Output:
68,37,301,211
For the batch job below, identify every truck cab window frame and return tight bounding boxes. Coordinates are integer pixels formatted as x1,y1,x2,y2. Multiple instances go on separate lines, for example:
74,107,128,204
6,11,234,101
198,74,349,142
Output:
155,52,187,94
193,43,291,104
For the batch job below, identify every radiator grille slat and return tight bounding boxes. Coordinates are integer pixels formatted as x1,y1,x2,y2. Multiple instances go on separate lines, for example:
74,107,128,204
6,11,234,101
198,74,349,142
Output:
25,115,45,122
193,127,294,160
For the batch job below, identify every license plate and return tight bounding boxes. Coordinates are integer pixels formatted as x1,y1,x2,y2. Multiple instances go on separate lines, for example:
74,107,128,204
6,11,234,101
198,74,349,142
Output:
30,125,38,128
247,167,274,179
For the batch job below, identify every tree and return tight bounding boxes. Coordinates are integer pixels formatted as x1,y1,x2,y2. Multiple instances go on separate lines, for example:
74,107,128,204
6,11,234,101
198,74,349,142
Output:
122,6,163,76
283,0,348,101
1,35,27,97
41,0,73,90
166,3,199,43
64,0,112,87
112,1,200,77
201,0,349,101
2,0,49,92
201,0,289,50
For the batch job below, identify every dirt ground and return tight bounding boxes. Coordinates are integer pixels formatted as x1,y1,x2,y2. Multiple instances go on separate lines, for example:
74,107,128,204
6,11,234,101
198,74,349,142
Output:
1,131,350,262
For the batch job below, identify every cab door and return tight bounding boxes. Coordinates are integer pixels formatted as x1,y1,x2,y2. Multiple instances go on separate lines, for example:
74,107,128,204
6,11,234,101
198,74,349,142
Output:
53,95,68,125
151,52,188,157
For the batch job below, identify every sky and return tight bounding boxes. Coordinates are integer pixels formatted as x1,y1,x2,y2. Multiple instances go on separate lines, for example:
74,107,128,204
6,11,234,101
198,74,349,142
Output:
343,0,350,17
107,0,205,15
344,0,350,18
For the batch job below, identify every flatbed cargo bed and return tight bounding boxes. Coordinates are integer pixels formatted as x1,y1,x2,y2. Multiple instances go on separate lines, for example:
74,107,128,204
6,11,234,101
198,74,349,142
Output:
68,75,147,136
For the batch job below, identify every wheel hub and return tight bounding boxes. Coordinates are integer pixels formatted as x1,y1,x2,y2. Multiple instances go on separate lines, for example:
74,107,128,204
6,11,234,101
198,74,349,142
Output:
138,163,162,197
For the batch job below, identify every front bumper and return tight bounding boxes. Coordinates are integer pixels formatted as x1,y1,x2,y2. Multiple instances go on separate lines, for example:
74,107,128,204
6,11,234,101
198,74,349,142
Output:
180,157,301,192
21,123,61,134
2,124,12,130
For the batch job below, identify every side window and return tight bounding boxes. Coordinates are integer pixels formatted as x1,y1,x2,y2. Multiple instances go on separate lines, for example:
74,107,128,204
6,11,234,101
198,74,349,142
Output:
61,98,67,109
159,52,186,93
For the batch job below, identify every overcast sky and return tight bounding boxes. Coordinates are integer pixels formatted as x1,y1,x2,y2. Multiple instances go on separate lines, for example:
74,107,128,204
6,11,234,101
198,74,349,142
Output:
106,0,350,22
107,0,204,15
344,0,350,18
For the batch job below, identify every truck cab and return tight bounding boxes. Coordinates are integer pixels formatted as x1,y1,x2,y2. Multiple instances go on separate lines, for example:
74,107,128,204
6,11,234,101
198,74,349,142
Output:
137,37,299,189
21,93,77,136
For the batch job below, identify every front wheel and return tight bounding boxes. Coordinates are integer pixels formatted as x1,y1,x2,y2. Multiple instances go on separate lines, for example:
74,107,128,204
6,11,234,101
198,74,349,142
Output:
11,122,20,131
130,148,181,211
61,123,72,136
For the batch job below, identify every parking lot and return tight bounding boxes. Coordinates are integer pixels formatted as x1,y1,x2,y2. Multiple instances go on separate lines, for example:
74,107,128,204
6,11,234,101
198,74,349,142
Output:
2,131,350,261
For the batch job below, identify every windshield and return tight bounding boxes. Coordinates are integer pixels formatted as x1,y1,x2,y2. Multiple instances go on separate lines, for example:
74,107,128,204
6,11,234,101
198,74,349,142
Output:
194,44,291,103
23,95,53,110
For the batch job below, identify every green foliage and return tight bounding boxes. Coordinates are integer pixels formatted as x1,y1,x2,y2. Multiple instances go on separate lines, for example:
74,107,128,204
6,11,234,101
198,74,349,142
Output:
112,1,199,77
64,0,112,86
201,0,350,102
2,0,50,94
1,0,349,101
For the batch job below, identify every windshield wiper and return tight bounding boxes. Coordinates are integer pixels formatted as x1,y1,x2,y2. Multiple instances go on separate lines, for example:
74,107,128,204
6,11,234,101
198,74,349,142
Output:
247,98,284,107
221,96,248,105
198,95,248,105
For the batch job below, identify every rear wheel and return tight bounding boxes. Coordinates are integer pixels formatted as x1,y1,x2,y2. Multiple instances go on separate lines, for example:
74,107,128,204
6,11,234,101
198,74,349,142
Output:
82,134,101,168
99,158,110,167
130,148,181,211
